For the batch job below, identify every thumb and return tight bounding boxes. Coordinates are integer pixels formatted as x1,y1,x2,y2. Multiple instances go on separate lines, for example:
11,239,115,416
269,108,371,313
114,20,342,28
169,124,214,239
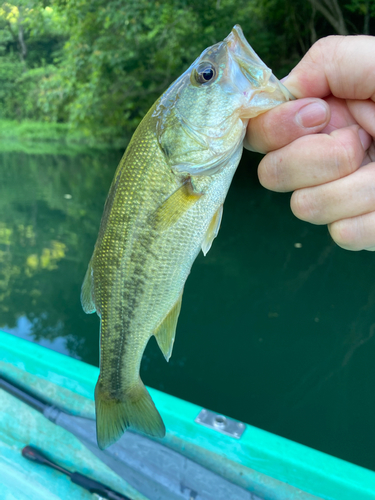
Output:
282,35,375,101
245,98,330,153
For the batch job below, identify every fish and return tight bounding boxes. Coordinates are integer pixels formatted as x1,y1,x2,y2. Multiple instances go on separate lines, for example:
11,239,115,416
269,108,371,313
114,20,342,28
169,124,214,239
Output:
81,24,294,450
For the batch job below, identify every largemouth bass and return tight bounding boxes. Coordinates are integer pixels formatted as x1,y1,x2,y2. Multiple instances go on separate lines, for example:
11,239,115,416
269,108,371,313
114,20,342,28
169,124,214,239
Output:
81,25,293,449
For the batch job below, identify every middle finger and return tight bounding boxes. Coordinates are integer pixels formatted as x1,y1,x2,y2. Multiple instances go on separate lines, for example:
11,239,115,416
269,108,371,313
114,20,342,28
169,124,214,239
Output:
258,125,370,193
291,162,375,225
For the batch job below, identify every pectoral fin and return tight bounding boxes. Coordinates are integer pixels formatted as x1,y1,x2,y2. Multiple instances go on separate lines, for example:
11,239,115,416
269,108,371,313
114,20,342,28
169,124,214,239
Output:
81,259,96,314
152,179,202,232
202,204,223,256
154,291,183,361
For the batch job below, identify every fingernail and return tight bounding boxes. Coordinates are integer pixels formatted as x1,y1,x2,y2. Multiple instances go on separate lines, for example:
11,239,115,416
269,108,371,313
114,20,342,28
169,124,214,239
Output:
296,102,328,129
358,128,371,151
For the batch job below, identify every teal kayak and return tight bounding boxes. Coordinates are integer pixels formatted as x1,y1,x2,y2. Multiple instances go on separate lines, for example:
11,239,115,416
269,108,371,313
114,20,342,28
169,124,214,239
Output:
0,329,374,500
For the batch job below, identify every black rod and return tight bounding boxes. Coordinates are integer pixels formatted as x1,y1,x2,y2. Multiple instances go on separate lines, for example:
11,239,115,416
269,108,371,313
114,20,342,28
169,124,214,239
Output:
2,376,134,500
0,375,47,413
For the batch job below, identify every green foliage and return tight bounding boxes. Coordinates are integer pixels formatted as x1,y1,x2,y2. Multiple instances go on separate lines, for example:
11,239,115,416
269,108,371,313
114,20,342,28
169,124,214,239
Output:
0,0,66,120
0,0,374,139
0,119,127,151
0,58,56,119
0,0,67,63
346,0,375,16
42,0,268,138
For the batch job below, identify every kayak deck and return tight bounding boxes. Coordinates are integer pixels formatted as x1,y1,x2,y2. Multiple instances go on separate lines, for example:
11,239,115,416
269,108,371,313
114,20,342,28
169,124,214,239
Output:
0,330,375,500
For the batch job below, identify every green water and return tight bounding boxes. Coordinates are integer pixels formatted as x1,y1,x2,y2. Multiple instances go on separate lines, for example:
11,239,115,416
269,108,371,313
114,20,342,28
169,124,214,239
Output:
1,144,375,472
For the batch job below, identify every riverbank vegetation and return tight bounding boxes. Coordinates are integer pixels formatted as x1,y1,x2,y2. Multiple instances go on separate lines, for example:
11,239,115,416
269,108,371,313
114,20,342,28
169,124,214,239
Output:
1,0,375,142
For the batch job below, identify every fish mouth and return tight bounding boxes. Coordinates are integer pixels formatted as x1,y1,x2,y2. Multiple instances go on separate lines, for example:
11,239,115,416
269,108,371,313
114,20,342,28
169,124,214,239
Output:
224,25,294,116
224,24,268,83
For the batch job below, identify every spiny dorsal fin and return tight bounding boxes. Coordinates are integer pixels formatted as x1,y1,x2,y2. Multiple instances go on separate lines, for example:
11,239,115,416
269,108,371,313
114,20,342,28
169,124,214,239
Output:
202,204,223,256
81,259,96,314
152,179,202,232
154,291,183,361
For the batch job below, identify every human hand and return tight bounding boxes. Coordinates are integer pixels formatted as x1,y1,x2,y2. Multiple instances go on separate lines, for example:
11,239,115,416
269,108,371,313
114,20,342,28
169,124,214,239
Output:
246,35,375,251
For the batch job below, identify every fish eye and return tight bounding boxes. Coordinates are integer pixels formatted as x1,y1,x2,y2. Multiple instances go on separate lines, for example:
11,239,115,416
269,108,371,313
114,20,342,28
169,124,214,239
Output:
193,62,217,85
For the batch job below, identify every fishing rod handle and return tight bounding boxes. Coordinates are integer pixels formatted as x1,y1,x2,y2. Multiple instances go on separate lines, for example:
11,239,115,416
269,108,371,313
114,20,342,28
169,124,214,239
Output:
22,446,68,474
22,446,131,500
70,472,132,500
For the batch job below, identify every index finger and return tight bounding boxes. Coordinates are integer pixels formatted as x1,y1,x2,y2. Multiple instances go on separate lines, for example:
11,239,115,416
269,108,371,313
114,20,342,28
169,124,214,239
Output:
283,35,375,101
245,98,330,153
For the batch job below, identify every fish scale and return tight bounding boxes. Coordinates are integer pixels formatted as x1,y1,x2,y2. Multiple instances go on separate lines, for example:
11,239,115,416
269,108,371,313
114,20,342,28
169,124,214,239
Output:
81,25,294,449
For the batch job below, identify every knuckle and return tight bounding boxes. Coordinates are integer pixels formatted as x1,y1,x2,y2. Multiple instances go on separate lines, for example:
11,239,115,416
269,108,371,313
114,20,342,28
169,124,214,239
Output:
309,38,327,60
257,113,275,152
331,128,363,177
309,36,341,63
328,220,361,250
290,189,318,222
247,112,274,153
258,153,285,191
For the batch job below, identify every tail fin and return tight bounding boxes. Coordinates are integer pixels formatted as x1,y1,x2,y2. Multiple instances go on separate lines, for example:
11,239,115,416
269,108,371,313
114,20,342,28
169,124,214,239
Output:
95,379,166,449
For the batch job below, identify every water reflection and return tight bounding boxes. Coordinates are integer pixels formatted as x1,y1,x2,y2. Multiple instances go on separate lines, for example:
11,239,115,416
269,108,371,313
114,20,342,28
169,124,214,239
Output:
5,315,70,355
0,146,121,364
1,146,375,471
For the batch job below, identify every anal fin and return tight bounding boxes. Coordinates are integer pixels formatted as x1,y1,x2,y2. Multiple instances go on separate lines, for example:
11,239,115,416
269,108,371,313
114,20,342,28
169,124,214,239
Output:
202,204,223,256
152,179,202,232
154,291,183,361
81,259,96,314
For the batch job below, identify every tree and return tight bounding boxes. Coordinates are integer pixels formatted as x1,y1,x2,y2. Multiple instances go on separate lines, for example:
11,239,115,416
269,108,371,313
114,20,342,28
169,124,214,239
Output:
0,1,28,61
0,0,66,119
1,0,374,135
39,0,272,139
308,0,348,35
